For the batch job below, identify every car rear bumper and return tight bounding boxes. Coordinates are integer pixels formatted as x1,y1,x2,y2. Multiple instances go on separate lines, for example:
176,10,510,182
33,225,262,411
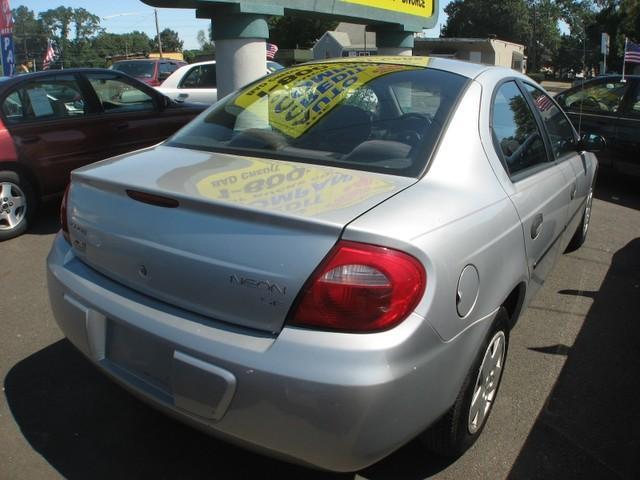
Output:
47,233,495,472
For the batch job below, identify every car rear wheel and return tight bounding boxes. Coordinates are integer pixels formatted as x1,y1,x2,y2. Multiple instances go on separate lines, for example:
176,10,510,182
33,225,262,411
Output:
566,186,593,252
0,171,35,241
421,307,509,458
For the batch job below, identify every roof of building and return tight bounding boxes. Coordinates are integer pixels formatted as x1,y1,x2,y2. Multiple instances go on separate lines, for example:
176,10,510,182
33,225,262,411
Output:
335,22,376,47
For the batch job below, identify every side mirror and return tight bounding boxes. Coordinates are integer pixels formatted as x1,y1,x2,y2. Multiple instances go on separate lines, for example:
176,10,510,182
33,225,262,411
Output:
577,133,606,153
158,71,171,82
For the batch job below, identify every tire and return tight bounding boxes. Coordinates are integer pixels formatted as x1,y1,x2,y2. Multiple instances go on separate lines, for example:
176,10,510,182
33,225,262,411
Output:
421,307,509,458
0,170,36,241
566,186,593,253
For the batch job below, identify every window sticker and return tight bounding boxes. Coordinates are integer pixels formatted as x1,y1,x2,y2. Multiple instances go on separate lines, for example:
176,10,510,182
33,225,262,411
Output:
235,62,423,138
26,88,54,117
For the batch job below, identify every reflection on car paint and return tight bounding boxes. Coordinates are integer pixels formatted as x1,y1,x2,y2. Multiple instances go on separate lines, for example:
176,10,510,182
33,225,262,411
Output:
191,157,395,216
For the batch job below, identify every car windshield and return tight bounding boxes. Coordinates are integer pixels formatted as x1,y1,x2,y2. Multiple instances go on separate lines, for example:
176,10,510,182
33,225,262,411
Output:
111,61,155,78
168,60,468,177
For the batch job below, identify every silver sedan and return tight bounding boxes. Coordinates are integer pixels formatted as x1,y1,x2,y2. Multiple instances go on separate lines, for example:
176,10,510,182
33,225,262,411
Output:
47,57,598,472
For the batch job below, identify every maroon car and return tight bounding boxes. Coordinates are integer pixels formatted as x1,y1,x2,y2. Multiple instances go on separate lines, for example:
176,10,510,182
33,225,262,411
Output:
110,59,187,87
0,68,205,240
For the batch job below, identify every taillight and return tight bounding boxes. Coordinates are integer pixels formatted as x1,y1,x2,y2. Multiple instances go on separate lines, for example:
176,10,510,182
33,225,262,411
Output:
288,241,426,332
60,183,70,243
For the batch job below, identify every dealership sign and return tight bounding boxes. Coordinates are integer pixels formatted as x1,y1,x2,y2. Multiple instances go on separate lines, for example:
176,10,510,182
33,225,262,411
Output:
0,0,14,76
142,0,438,31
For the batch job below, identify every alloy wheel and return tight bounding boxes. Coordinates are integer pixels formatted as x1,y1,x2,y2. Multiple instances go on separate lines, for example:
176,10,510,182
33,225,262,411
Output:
583,188,593,237
0,181,27,232
468,331,506,434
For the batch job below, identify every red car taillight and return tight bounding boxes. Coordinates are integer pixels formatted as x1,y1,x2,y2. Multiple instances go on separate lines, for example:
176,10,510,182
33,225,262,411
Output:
288,241,426,332
60,183,70,243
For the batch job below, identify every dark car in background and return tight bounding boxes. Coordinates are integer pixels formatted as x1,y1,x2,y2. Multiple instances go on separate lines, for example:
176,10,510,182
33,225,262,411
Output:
0,68,205,240
555,75,640,176
110,58,187,87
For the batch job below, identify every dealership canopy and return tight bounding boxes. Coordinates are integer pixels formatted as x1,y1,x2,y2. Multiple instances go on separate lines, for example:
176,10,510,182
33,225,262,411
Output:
142,0,438,32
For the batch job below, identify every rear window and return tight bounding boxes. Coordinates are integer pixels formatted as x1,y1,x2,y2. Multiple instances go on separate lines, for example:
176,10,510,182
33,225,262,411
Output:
167,62,468,177
111,61,155,78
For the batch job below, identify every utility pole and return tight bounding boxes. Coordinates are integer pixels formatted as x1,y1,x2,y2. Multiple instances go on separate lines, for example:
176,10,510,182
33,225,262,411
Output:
155,9,163,58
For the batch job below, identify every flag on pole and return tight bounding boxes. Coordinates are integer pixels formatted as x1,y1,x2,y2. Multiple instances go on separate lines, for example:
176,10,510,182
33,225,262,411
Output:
624,40,640,64
42,39,57,70
266,42,278,60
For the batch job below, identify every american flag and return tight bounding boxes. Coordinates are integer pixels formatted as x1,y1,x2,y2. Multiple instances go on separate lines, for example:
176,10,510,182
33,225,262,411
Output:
266,42,278,60
535,93,554,113
42,39,57,70
624,40,640,64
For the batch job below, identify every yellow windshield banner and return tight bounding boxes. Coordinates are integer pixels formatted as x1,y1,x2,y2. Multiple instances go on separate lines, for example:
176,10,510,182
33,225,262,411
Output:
341,0,434,17
235,62,420,138
196,158,395,217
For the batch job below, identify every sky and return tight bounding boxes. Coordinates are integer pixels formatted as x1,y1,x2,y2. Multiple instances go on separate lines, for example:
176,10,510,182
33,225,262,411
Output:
19,0,452,50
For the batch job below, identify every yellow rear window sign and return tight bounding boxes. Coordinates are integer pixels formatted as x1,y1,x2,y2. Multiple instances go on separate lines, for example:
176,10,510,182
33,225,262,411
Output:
235,62,420,138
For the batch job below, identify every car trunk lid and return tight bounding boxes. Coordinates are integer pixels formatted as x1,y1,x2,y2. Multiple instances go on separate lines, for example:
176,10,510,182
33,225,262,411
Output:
67,145,415,333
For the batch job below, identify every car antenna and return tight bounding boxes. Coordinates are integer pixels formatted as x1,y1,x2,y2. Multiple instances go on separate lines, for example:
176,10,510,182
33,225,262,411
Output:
577,23,587,138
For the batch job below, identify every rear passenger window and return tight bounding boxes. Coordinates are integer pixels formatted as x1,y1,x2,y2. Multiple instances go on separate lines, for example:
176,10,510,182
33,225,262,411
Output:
492,81,550,177
180,65,216,89
87,73,155,113
2,76,87,123
2,91,24,122
523,83,577,160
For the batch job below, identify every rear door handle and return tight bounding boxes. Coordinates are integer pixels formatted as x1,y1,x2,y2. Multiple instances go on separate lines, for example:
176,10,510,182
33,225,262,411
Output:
570,183,577,200
114,122,129,131
531,213,543,239
20,135,40,144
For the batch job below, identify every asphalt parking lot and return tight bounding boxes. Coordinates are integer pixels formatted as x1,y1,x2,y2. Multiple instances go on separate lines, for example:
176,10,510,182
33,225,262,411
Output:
1,172,639,480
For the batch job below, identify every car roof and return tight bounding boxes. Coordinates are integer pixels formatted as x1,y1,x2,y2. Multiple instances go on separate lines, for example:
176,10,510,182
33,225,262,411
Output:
558,74,640,95
180,60,216,68
302,56,494,79
0,68,121,90
113,58,183,63
584,74,640,83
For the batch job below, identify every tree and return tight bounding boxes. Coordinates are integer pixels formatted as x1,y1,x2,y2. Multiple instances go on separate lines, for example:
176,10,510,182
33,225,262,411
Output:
197,25,214,52
92,31,153,63
593,0,640,72
39,6,104,67
528,0,562,72
11,6,48,69
442,0,583,72
267,16,338,49
154,28,183,53
552,34,587,76
442,0,532,44
39,6,73,46
72,7,103,42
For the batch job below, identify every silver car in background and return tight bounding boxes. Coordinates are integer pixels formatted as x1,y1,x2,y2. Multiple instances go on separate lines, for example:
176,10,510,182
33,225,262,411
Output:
47,57,598,472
